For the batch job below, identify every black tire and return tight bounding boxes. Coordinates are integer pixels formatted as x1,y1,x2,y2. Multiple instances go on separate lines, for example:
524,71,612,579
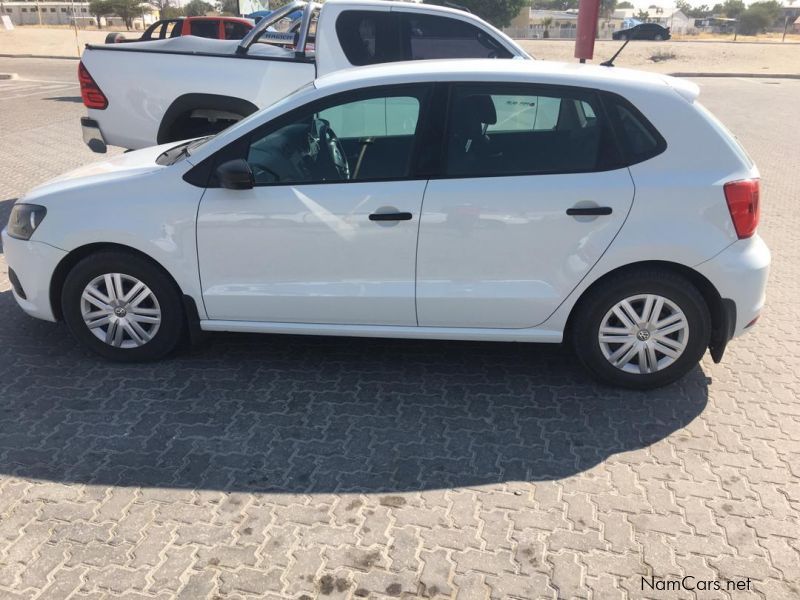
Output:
654,34,664,41
570,268,711,390
104,32,125,44
61,251,185,362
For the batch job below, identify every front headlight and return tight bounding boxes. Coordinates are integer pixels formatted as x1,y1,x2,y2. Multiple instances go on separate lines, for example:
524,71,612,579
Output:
7,204,47,241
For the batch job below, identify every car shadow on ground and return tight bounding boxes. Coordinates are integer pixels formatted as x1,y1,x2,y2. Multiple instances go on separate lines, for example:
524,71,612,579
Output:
0,289,709,493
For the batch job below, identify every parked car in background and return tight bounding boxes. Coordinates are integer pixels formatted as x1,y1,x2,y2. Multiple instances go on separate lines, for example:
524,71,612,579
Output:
5,60,768,388
104,16,255,44
612,23,671,40
79,0,530,152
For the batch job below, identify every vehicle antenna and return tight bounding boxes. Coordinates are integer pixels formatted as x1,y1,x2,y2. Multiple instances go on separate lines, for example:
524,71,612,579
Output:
600,37,631,67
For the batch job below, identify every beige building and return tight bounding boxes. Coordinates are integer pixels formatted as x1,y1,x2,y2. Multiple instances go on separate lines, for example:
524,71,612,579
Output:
505,7,628,39
1,0,159,28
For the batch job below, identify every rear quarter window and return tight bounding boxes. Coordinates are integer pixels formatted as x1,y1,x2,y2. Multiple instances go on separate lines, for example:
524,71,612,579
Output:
604,94,667,165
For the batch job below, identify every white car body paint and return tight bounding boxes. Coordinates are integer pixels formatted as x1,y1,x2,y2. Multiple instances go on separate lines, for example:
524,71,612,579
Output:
4,60,769,353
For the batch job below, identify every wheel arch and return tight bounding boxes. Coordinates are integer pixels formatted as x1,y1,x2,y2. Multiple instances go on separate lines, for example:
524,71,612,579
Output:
157,93,259,144
49,242,187,322
564,260,731,360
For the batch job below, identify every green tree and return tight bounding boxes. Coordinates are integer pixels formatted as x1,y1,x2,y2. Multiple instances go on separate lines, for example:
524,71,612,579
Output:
721,0,745,18
541,16,553,37
89,0,114,28
218,0,238,15
109,0,141,29
600,0,617,18
535,0,578,10
738,0,783,33
429,0,528,28
184,0,215,16
616,1,634,8
636,9,649,20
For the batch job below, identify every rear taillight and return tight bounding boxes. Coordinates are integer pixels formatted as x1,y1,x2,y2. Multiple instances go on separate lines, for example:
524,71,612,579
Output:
723,178,760,239
78,61,108,110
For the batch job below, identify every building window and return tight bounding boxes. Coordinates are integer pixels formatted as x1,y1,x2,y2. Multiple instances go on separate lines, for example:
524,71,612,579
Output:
50,7,57,12
61,7,68,11
21,7,28,12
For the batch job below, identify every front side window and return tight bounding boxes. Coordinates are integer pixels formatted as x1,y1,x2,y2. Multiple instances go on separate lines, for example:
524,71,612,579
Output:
245,88,427,185
444,85,617,178
400,14,513,60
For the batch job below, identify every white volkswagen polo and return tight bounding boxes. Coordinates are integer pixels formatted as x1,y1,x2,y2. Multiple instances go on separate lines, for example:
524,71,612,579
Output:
3,60,769,388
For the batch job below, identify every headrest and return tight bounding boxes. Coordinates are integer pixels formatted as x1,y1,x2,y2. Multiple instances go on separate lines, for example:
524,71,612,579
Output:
462,94,497,125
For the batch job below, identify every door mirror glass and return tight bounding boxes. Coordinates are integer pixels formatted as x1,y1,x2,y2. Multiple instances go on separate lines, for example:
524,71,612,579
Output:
216,159,254,190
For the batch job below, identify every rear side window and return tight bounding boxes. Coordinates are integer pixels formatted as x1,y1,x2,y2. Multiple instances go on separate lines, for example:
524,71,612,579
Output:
444,84,621,178
336,11,401,66
224,21,251,40
605,95,666,165
399,14,513,60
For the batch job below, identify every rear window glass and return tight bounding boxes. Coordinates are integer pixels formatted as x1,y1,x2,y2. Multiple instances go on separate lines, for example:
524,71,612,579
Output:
191,21,219,39
444,85,620,177
400,14,513,60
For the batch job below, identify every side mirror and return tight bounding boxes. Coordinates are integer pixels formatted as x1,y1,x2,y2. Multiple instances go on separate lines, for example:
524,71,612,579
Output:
216,159,254,190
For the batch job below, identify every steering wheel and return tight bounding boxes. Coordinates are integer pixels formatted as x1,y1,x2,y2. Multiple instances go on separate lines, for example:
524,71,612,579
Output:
317,121,350,181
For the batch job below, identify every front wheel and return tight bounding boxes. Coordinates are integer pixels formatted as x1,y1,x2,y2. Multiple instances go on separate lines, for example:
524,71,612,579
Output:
61,251,185,361
571,269,711,389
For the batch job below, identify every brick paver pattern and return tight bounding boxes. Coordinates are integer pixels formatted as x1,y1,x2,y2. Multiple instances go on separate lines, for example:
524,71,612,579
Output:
0,64,798,599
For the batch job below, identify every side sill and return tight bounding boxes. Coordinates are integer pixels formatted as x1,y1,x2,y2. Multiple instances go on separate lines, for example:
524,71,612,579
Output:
199,320,564,343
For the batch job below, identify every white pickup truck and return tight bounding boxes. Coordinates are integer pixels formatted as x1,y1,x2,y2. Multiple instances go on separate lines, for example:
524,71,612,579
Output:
79,0,530,152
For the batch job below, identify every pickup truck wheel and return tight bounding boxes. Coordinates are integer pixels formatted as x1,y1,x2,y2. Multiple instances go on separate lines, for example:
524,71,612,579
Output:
61,251,185,362
104,32,125,43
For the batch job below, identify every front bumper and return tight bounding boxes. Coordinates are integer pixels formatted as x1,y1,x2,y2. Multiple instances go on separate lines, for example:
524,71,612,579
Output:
81,117,108,154
2,228,67,322
695,235,770,339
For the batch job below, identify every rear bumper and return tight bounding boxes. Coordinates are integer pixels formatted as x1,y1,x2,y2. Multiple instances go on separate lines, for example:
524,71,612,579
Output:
695,235,770,339
81,117,108,154
2,228,66,322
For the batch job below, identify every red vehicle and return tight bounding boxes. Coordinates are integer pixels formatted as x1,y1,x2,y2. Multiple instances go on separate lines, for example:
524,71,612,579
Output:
105,16,255,44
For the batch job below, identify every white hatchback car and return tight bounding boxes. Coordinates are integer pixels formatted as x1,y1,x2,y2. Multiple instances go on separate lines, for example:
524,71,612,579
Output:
3,60,769,388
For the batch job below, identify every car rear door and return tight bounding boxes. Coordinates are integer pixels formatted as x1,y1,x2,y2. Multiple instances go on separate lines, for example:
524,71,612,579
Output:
416,83,635,328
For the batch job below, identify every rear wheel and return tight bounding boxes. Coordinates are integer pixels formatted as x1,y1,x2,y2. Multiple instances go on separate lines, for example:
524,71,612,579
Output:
571,269,711,389
654,34,664,40
61,251,184,361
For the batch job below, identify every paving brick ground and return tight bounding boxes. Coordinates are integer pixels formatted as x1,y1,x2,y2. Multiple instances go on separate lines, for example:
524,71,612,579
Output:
0,60,798,599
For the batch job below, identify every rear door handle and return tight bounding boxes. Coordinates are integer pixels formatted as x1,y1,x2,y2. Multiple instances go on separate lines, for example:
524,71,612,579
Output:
369,212,413,222
566,206,613,216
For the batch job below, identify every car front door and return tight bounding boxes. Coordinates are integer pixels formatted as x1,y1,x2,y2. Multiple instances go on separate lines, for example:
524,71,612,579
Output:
416,83,635,329
197,84,433,326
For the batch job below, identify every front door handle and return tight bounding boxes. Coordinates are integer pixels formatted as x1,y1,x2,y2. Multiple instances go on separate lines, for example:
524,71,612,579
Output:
369,212,413,222
566,206,613,216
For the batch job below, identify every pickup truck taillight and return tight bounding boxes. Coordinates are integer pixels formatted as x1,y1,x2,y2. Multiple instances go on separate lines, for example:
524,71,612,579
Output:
724,178,760,239
78,61,108,110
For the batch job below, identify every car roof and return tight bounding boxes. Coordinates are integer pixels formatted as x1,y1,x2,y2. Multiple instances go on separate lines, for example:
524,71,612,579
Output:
313,59,698,101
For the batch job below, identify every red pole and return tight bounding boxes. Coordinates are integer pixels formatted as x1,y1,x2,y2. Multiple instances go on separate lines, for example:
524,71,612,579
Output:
574,0,601,62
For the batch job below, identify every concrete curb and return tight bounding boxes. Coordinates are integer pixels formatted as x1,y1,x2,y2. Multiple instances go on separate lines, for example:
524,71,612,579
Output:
0,72,19,79
670,72,800,79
